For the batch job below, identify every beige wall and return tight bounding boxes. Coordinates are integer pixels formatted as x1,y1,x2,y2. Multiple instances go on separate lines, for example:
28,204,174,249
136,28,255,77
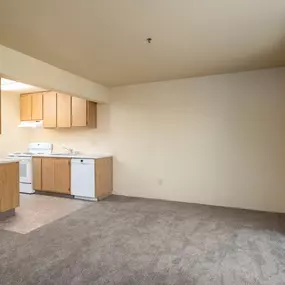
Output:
110,68,285,213
30,103,111,154
0,91,31,156
29,67,285,213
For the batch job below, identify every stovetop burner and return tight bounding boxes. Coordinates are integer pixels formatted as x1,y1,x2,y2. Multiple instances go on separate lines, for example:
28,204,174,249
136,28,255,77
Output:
10,152,47,156
8,142,53,157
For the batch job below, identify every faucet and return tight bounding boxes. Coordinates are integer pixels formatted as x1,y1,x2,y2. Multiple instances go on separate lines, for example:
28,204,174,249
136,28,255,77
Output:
62,145,78,155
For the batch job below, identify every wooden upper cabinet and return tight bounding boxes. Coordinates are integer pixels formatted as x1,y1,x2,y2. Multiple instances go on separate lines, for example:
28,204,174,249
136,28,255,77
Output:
32,157,42,191
23,91,97,128
54,158,71,194
43,92,57,128
31,93,43,120
71,97,97,128
71,97,87,127
87,101,97,128
57,93,71,128
20,94,32,121
20,93,43,121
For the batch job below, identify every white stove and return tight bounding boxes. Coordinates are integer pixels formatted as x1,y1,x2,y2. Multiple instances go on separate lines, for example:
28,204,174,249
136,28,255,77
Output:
9,152,34,157
9,143,53,194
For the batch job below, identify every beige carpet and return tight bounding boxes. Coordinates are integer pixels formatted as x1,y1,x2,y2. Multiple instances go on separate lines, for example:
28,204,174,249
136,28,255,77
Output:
0,195,285,284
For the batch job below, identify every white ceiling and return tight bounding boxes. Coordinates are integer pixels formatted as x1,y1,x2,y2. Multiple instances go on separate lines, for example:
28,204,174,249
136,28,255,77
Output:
0,0,285,87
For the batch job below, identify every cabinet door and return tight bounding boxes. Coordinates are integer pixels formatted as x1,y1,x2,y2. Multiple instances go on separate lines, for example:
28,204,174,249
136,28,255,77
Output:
31,93,43,120
95,157,113,198
43,92,57,128
71,97,87,127
57,93,71,128
0,162,19,212
86,101,97,128
20,94,32,121
41,158,55,191
32,157,42,190
54,158,70,194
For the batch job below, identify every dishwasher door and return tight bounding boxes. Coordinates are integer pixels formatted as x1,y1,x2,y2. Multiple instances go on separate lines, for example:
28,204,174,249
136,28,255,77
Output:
71,159,95,200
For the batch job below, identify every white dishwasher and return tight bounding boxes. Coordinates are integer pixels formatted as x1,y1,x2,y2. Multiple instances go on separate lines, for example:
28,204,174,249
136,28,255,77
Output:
71,158,96,201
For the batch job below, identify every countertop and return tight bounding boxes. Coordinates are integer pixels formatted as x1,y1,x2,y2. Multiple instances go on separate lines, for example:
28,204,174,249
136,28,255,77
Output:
32,153,112,159
0,158,21,164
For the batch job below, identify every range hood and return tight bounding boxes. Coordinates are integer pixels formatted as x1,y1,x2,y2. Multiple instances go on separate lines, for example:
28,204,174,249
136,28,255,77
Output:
18,121,43,128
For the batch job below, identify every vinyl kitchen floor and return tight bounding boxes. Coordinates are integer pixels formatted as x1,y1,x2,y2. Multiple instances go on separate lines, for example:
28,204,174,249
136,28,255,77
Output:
0,194,88,234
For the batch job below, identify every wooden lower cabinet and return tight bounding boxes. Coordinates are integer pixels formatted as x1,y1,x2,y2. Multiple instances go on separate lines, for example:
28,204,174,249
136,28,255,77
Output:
95,157,113,198
32,156,113,199
0,162,19,212
32,157,70,194
54,158,70,194
41,158,55,192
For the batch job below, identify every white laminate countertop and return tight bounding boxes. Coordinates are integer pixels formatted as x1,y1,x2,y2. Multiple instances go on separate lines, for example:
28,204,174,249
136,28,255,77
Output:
0,158,21,164
32,154,112,159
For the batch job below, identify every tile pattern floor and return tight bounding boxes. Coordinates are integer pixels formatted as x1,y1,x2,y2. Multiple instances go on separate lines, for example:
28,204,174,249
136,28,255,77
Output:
0,194,88,234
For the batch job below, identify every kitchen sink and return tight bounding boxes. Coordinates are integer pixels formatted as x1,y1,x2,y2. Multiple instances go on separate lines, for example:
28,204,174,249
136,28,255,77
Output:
50,153,77,156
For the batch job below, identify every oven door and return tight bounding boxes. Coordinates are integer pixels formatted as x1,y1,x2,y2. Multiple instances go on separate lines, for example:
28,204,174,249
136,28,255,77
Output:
19,158,32,183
